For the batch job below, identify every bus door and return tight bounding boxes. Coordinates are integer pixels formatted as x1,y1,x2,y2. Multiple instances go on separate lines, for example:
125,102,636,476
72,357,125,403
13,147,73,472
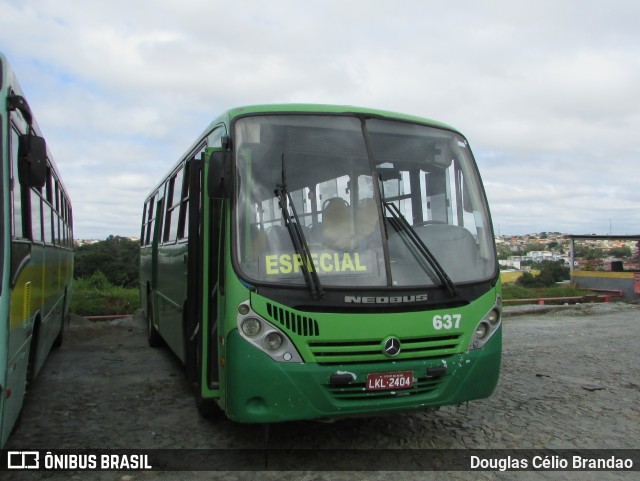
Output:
206,163,224,389
184,155,203,383
150,194,164,323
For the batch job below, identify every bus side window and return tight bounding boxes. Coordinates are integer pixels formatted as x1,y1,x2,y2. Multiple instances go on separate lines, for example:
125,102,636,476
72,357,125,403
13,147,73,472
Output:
30,189,43,243
164,167,184,243
61,196,68,247
43,203,53,245
9,126,25,238
177,161,190,240
45,167,53,204
42,167,54,245
145,196,155,245
140,202,147,245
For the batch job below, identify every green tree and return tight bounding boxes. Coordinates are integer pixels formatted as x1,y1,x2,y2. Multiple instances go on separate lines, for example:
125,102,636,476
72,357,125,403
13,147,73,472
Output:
541,260,570,282
496,244,513,260
516,271,541,288
522,243,541,254
75,236,140,288
516,260,569,288
574,246,604,260
608,246,632,258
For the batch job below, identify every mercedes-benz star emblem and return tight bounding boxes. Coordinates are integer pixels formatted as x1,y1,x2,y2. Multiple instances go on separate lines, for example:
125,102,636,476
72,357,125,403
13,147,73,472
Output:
383,337,401,357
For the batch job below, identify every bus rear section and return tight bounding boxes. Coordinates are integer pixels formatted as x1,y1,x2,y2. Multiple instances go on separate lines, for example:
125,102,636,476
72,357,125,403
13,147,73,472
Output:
143,105,501,422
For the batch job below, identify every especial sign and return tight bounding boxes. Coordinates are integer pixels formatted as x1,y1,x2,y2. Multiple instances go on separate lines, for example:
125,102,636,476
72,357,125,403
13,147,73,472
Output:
261,251,376,277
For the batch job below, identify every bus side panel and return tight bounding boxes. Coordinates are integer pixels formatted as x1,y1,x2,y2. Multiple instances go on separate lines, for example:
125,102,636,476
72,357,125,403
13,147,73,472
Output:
0,68,8,442
32,245,70,377
2,241,44,444
0,53,74,447
156,242,188,362
0,92,9,445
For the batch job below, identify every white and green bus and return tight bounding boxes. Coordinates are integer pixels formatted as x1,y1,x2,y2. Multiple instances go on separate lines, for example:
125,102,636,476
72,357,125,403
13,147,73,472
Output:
0,52,74,446
141,104,501,422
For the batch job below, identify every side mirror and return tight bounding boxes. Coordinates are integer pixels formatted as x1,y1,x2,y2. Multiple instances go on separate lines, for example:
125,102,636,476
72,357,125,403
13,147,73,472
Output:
206,147,231,199
18,134,48,188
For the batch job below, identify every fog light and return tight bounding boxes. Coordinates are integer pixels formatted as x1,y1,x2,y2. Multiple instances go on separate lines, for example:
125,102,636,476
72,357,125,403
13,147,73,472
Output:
487,309,500,324
241,318,261,337
475,322,489,340
238,303,250,315
264,332,283,351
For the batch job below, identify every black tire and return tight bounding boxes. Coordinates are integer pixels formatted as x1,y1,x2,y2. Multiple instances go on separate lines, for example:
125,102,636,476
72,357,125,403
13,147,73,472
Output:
146,292,164,347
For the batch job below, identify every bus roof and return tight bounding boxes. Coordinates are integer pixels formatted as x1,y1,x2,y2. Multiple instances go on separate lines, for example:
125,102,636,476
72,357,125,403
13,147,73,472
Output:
210,104,459,134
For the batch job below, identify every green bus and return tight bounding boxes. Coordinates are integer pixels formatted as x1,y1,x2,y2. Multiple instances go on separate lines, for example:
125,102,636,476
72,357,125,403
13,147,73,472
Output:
0,52,74,446
140,104,501,423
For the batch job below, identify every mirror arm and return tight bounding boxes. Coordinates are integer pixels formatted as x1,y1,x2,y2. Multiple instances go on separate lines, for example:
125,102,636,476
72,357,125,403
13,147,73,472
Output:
7,94,33,127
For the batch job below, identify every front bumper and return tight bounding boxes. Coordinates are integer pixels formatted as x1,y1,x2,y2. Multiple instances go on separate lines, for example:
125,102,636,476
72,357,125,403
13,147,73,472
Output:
224,327,501,423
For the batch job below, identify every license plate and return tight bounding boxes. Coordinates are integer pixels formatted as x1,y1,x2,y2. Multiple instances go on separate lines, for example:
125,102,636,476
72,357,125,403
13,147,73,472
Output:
366,371,413,391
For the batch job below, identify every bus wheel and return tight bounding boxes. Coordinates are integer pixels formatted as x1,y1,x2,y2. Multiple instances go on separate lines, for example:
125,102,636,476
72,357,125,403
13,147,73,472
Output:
146,293,163,347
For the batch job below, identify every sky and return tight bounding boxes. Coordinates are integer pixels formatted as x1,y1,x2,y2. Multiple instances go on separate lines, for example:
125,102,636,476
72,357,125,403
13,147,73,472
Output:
2,0,640,239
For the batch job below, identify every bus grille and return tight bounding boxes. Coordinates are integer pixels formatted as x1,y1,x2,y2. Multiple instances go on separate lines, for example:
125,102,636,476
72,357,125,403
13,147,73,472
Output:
266,303,320,337
307,334,462,365
325,375,444,401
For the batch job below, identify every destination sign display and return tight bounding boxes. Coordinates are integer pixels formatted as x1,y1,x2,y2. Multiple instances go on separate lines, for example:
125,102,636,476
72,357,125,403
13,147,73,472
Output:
260,251,377,277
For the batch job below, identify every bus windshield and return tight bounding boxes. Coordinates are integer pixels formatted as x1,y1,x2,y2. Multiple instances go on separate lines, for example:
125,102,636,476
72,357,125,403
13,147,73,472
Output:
234,114,495,289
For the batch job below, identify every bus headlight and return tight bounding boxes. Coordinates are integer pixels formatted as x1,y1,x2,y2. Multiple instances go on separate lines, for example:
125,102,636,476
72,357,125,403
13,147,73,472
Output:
487,309,500,325
236,300,303,362
264,332,284,351
475,322,489,340
468,296,502,350
241,318,261,337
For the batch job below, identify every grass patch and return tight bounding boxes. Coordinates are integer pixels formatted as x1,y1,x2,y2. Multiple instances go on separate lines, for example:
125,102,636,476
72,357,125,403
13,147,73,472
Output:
502,285,594,300
70,271,139,316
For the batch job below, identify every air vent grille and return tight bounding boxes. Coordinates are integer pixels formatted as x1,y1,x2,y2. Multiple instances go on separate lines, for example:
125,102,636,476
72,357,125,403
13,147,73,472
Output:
266,303,320,337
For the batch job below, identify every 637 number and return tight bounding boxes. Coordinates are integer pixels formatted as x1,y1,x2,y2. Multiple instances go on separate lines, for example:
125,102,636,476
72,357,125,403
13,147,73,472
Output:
432,314,462,330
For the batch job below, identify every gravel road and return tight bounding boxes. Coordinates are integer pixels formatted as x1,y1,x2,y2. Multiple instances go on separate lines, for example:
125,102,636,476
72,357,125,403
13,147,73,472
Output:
5,302,639,481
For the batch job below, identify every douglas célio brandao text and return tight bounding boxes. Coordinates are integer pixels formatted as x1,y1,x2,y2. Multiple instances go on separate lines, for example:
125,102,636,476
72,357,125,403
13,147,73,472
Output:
470,454,634,471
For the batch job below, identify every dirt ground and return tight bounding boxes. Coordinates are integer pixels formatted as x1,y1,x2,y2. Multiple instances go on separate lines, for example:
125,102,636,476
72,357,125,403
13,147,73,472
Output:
4,302,639,480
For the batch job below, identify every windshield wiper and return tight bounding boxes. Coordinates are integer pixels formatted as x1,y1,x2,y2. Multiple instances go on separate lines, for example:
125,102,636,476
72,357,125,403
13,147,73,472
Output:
274,154,324,299
384,202,458,297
